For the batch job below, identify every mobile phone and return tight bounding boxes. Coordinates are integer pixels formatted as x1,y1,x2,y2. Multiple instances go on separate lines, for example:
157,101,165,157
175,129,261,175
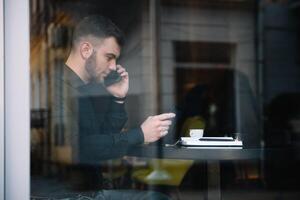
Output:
104,70,122,86
199,137,234,141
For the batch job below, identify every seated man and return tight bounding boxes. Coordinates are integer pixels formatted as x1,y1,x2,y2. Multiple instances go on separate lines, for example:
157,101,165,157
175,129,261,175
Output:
51,15,175,199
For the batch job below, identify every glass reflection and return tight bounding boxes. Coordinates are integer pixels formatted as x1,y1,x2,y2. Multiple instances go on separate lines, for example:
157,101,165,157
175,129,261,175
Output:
30,0,300,199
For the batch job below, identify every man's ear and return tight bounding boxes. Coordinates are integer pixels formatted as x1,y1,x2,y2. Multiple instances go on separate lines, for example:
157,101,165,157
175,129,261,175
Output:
80,42,93,59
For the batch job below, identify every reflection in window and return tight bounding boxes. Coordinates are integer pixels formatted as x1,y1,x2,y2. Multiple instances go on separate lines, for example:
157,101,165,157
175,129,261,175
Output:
30,0,300,199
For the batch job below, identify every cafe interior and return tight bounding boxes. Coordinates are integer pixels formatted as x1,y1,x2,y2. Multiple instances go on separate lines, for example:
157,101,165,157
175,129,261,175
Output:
29,0,300,199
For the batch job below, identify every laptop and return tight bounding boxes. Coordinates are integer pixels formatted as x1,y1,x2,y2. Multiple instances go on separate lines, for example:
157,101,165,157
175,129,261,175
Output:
180,136,243,147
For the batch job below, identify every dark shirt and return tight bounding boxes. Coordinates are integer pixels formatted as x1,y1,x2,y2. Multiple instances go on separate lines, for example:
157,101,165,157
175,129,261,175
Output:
52,65,144,164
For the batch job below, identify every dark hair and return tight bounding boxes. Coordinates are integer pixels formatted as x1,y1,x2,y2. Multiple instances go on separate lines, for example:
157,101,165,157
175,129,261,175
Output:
72,15,124,47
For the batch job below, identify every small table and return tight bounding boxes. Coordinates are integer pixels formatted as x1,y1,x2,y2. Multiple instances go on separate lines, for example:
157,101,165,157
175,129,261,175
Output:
127,145,263,200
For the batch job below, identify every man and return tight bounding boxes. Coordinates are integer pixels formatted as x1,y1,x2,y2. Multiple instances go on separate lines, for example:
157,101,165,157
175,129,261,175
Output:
61,14,175,161
50,15,174,198
51,15,175,199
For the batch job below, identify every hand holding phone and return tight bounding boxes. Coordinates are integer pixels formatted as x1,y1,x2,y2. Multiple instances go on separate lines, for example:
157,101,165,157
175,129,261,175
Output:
104,70,122,87
104,65,129,98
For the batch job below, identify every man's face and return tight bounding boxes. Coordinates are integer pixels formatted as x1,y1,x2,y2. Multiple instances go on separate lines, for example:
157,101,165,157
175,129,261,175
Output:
85,37,121,83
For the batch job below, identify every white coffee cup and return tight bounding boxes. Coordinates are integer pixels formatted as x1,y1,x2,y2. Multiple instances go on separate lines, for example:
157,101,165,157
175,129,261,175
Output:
189,129,204,138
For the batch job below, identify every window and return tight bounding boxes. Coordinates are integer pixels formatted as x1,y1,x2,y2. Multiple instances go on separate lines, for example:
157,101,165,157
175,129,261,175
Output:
29,0,300,199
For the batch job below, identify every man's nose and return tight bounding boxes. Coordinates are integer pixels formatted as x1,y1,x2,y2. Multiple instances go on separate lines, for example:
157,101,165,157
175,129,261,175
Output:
108,61,117,70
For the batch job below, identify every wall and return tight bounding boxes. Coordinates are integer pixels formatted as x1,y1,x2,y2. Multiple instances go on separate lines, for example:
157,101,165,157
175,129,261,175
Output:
126,5,259,142
263,3,300,104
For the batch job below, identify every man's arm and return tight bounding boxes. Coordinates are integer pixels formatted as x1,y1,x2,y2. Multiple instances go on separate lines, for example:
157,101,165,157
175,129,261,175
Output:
89,95,128,134
79,127,144,163
105,100,128,132
79,112,175,164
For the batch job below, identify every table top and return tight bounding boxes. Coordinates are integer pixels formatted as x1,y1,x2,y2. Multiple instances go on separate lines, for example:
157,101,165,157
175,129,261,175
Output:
127,145,297,161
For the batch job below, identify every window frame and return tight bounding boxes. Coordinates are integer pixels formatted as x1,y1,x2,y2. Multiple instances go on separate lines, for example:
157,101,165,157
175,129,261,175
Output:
0,0,4,198
4,0,30,199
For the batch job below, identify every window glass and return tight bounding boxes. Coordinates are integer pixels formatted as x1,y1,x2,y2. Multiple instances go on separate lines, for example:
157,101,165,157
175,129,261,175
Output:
0,0,4,197
30,0,300,199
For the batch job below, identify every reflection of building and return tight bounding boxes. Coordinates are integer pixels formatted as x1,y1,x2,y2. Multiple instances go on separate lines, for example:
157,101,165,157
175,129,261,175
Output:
30,0,300,164
30,0,260,165
126,0,260,147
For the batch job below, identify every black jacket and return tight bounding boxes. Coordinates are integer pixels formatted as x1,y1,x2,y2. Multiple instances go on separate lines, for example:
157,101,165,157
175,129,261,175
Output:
51,65,144,164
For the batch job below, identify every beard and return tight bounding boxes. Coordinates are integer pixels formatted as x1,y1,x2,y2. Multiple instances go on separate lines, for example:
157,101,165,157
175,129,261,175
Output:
85,52,102,83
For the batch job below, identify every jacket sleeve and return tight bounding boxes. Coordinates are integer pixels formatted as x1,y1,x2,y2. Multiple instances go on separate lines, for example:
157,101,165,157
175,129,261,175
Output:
78,96,144,164
105,99,128,133
89,96,128,134
79,127,144,164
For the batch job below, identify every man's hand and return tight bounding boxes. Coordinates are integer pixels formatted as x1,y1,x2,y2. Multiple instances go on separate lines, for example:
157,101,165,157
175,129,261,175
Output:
141,113,176,143
106,65,129,98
